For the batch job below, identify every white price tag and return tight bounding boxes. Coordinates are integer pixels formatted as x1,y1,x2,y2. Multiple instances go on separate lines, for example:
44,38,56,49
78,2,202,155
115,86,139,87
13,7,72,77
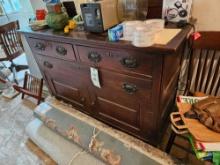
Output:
90,67,101,88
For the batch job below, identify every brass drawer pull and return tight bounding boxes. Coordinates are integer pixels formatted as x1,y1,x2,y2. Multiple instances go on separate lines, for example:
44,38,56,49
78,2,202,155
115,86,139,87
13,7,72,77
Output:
122,83,137,94
35,42,46,51
44,61,53,69
80,97,85,102
56,46,67,56
88,52,101,63
120,57,138,68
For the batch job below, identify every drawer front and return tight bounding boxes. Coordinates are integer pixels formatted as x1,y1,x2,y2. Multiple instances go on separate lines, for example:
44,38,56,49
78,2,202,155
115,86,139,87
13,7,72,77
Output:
28,38,76,61
90,69,153,133
76,45,153,78
35,55,90,110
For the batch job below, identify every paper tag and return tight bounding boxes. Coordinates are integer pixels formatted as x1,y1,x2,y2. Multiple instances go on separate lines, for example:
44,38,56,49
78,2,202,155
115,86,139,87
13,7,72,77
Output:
90,67,101,88
192,32,201,41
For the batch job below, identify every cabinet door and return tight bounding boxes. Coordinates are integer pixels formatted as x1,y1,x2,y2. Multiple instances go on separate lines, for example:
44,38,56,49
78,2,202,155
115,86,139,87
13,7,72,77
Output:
89,69,154,137
35,55,91,113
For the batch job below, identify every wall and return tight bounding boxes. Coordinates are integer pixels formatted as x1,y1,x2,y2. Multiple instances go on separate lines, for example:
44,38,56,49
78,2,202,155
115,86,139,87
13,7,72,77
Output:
0,0,34,27
192,0,220,31
29,0,220,31
29,0,87,15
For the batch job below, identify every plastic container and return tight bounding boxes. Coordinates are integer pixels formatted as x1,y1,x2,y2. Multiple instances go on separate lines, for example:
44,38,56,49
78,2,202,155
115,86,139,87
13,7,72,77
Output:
132,26,155,47
122,21,143,40
145,19,165,32
36,9,46,20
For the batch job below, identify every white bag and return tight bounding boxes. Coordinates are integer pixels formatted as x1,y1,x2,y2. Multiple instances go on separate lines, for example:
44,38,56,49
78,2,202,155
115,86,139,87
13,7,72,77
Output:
162,0,192,22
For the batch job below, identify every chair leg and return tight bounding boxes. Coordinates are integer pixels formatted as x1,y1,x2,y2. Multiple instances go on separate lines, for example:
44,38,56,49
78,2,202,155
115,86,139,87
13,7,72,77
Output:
11,64,18,84
37,98,41,105
21,93,25,99
15,64,29,72
165,130,176,153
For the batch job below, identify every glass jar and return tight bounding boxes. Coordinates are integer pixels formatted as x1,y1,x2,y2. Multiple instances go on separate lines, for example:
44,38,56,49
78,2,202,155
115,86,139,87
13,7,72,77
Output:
118,0,148,21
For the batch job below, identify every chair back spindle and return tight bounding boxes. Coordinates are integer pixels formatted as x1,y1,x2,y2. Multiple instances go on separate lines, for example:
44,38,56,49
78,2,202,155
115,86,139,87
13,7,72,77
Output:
166,31,220,154
186,32,220,96
0,20,24,61
22,72,43,105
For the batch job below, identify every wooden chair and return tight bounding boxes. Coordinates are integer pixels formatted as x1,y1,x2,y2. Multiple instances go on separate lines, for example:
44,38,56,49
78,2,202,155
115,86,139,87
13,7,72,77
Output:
0,20,28,83
165,31,220,153
0,72,43,105
19,72,43,105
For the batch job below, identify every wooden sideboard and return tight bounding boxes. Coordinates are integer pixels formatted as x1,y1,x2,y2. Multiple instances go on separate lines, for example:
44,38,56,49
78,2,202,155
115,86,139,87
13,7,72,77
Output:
21,25,191,145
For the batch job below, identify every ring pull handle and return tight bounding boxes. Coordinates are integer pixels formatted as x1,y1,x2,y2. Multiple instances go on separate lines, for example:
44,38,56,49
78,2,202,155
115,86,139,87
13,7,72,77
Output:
120,57,138,68
91,101,95,106
88,52,101,63
44,61,53,69
122,83,137,94
35,42,46,51
80,97,85,103
56,46,67,56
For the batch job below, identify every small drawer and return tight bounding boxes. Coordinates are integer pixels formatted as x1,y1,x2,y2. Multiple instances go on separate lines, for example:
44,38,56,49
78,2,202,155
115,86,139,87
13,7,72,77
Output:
28,38,76,61
76,45,153,78
28,38,49,54
52,42,76,61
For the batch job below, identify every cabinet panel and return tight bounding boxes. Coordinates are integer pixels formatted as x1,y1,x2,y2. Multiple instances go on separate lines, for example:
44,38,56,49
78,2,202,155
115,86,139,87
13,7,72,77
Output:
89,69,153,134
35,54,90,112
76,45,153,78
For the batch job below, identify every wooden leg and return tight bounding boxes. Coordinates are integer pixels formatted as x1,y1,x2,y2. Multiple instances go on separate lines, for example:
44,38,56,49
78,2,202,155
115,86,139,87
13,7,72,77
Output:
21,72,28,100
10,63,18,84
37,79,43,105
37,98,41,105
21,93,25,99
165,130,176,153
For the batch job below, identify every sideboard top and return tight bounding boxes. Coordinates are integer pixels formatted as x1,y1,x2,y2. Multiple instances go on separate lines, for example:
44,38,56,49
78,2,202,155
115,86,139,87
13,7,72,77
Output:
20,24,192,55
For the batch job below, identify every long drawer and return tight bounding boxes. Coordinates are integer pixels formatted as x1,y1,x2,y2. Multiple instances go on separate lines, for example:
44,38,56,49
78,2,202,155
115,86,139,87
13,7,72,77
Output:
75,45,153,78
28,38,76,61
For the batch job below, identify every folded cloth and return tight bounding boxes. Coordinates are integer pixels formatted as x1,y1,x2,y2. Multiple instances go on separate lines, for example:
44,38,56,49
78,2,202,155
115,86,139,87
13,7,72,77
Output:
185,97,220,133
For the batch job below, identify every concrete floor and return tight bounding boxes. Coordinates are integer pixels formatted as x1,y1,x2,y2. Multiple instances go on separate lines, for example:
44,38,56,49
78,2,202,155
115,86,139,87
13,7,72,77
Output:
0,95,41,164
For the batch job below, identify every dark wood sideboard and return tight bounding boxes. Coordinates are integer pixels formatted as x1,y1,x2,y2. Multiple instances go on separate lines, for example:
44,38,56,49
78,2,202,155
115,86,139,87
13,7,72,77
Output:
20,25,191,145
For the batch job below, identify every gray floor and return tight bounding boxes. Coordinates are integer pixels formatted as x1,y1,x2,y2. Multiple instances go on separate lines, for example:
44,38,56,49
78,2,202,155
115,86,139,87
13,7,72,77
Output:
0,96,43,165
